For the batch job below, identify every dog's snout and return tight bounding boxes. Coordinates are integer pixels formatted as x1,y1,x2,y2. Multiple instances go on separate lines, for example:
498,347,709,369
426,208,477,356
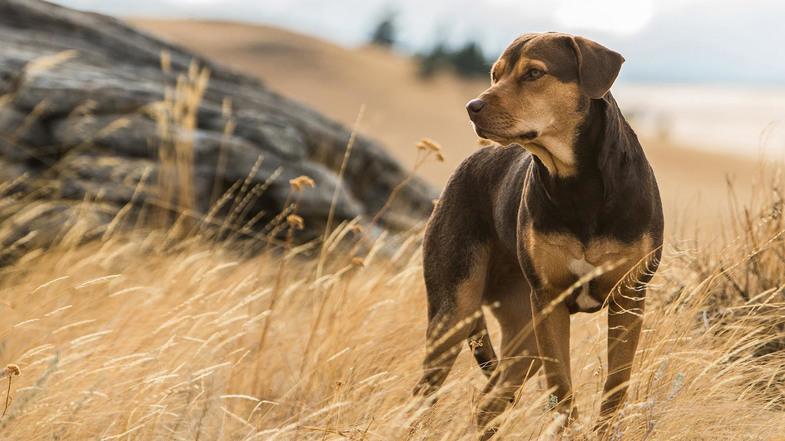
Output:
466,99,486,115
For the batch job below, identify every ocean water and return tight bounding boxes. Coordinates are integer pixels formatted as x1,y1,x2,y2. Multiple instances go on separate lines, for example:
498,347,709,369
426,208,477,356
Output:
614,84,785,160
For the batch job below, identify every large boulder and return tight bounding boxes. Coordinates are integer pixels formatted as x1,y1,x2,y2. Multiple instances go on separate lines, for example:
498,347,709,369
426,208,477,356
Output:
0,0,436,259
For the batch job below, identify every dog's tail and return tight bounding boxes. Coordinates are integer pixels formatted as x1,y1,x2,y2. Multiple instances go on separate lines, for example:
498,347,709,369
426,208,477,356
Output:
469,314,498,378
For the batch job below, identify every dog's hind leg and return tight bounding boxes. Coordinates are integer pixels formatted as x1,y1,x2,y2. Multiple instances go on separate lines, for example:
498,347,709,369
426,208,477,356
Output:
413,245,489,397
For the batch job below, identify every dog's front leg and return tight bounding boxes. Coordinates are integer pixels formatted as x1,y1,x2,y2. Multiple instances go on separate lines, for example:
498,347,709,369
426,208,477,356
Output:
601,285,645,417
530,289,576,418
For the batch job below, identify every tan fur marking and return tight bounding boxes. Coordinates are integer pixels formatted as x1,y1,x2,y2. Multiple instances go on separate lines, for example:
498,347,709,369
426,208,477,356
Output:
594,234,654,293
492,59,506,81
475,68,584,177
452,245,490,317
513,56,548,77
526,225,654,296
521,80,583,177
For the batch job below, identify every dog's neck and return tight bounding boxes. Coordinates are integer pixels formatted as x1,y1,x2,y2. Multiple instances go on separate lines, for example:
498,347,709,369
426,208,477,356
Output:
527,93,641,210
521,138,578,177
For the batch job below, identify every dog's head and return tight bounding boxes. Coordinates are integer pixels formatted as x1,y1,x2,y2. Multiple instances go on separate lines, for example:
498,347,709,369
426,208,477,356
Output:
467,33,624,151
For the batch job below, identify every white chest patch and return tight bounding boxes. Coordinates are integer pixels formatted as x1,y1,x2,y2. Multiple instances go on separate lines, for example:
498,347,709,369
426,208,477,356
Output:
568,258,602,309
568,258,596,277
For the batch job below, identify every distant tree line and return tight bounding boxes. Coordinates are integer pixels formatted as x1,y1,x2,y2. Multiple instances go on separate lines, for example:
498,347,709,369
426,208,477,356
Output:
370,14,396,48
416,42,491,79
369,14,492,79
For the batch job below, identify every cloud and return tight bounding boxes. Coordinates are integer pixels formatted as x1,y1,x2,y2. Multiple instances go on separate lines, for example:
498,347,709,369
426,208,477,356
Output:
554,0,654,35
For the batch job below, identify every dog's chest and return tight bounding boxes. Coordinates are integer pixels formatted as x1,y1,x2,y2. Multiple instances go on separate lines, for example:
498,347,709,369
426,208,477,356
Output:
524,226,653,311
566,257,603,309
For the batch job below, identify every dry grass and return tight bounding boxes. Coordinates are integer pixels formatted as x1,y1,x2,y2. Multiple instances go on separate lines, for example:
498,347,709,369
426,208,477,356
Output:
1,54,785,441
1,178,784,440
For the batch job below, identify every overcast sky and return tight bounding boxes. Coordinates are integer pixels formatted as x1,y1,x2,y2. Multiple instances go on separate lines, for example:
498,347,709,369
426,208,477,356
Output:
54,0,785,85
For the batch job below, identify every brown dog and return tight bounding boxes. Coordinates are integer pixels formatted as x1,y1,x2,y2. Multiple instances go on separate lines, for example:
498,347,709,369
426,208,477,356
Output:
412,32,663,437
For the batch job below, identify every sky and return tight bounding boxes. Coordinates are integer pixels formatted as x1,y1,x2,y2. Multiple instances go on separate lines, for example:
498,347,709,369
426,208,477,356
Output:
53,0,785,85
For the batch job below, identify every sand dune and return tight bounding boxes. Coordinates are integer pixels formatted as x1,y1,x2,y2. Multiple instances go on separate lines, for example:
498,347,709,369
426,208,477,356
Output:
131,18,762,237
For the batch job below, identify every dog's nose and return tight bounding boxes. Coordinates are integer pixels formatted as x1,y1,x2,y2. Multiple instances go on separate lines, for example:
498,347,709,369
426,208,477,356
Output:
466,99,486,114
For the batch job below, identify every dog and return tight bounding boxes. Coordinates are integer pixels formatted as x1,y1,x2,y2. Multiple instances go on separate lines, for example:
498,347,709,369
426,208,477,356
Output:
412,32,663,438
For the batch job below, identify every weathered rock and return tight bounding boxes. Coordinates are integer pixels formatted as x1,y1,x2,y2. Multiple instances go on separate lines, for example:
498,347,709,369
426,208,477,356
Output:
0,157,28,183
0,106,49,147
0,0,436,261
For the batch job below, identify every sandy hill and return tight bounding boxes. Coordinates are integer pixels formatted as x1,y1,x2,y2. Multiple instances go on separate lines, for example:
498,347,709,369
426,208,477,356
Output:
131,18,761,237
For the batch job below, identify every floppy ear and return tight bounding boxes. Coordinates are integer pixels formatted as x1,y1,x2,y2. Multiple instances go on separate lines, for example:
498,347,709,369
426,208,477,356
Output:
568,36,624,99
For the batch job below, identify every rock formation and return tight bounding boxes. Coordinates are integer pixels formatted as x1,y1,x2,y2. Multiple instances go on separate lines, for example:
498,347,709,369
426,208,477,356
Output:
0,0,437,262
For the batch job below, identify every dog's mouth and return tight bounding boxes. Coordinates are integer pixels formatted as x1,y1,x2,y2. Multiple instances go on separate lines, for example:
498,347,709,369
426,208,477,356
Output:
474,125,538,143
516,130,538,141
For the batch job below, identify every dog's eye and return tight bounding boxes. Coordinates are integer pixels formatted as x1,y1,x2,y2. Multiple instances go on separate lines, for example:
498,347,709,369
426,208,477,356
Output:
524,68,545,81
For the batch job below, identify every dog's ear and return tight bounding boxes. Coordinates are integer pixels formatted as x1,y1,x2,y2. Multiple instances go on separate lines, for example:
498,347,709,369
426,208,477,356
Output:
568,36,624,99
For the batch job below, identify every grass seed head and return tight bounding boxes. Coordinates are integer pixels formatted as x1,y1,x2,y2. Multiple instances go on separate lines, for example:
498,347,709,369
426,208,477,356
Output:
416,138,443,153
477,138,495,147
286,214,305,230
3,365,19,377
289,175,316,192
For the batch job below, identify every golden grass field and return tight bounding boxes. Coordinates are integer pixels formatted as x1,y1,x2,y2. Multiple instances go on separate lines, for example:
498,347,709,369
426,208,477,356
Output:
1,153,784,440
1,19,784,441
